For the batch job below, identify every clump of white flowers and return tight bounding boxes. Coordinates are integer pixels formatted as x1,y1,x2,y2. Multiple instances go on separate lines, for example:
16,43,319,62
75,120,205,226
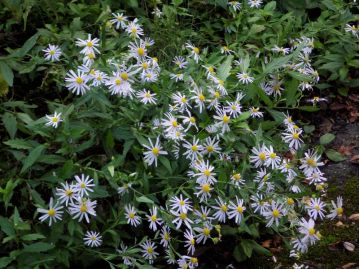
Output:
37,6,346,268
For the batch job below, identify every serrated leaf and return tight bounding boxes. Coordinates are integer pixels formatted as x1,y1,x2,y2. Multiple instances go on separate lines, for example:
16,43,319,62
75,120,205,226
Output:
21,145,46,174
320,133,335,145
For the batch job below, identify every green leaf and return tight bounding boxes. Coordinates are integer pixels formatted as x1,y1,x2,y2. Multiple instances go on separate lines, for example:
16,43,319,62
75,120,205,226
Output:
23,242,55,253
21,145,46,174
136,195,154,204
9,33,39,58
320,133,335,145
298,106,320,112
0,62,14,86
0,216,15,236
21,233,46,241
0,257,12,268
217,55,233,81
3,139,33,149
241,239,253,258
325,149,346,162
159,156,172,174
2,113,17,138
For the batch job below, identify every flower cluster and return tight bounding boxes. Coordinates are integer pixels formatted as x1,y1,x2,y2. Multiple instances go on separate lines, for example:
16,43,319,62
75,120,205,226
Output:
37,6,347,268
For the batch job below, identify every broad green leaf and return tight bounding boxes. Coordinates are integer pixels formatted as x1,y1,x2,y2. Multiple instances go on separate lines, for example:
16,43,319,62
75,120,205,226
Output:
2,113,17,139
136,195,154,204
217,55,233,81
23,242,55,253
0,62,14,86
325,149,346,162
159,156,172,174
320,133,335,145
21,233,46,241
241,239,253,258
0,257,12,269
0,216,15,236
21,145,45,174
3,139,33,150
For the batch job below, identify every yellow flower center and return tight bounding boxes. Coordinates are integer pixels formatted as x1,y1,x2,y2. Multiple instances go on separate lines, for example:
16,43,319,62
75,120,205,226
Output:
191,257,198,264
172,120,178,127
48,208,56,217
51,117,59,123
90,235,97,241
115,79,122,85
203,170,211,177
208,66,215,73
164,232,170,241
129,212,135,219
145,92,151,98
193,47,200,54
137,47,145,56
203,228,210,236
65,189,73,196
259,152,266,161
152,147,160,156
49,50,55,55
202,183,210,193
179,200,185,206
336,207,343,215
233,173,241,181
121,73,129,80
181,97,187,103
147,247,153,254
222,115,230,124
142,62,149,69
76,77,83,84
80,183,86,189
199,94,205,101
80,204,88,213
272,209,280,218
218,80,224,86
292,133,299,139
179,212,187,220
150,215,157,222
314,205,320,211
306,158,317,167
269,152,277,159
131,27,137,34
214,91,220,98
191,145,198,152
237,206,244,213
190,238,195,245
207,145,214,152
287,198,294,205
221,204,228,212
88,53,95,59
190,117,196,123
86,41,93,48
117,16,123,21
308,228,316,236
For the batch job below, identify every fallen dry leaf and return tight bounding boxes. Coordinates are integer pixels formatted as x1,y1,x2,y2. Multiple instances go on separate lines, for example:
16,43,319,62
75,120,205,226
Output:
341,262,357,269
349,213,359,221
349,94,359,103
350,155,359,164
336,221,344,227
330,103,347,111
261,239,272,248
344,242,355,252
338,146,353,156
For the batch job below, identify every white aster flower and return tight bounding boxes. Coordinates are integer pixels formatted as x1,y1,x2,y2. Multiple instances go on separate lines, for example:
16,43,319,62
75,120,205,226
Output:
140,240,158,264
45,111,63,128
43,44,62,62
69,198,97,223
65,70,90,95
84,231,102,247
37,197,63,226
143,136,168,167
75,34,100,55
124,204,141,227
